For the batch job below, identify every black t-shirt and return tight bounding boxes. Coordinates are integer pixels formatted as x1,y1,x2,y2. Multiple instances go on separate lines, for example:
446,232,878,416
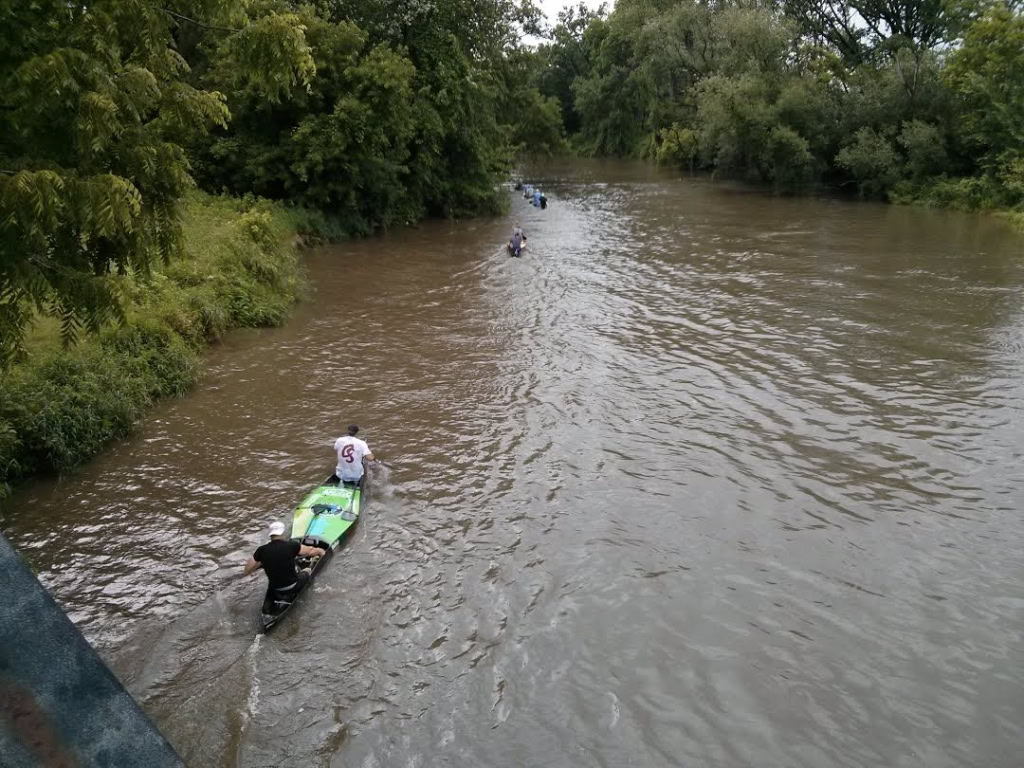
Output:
254,539,301,588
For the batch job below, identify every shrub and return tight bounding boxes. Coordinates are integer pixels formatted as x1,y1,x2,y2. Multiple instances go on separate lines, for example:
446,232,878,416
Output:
656,124,699,171
898,121,948,181
836,128,901,198
0,347,156,477
768,125,816,191
0,419,20,500
0,192,304,496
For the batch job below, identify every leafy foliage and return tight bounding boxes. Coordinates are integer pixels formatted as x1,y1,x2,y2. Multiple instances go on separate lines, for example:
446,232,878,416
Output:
2,0,540,366
944,3,1024,175
189,0,539,229
656,125,699,170
836,128,901,197
536,0,1024,207
536,3,607,135
0,192,304,498
0,0,550,492
0,0,313,365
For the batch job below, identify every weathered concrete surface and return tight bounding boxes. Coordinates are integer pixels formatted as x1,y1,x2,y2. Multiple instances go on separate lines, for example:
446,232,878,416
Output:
0,533,182,767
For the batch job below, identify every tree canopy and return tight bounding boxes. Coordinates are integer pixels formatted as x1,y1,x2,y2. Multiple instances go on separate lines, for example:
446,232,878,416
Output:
0,0,317,363
535,0,1023,205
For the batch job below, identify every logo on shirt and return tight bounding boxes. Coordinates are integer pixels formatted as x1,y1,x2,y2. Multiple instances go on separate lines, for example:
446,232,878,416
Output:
341,444,355,463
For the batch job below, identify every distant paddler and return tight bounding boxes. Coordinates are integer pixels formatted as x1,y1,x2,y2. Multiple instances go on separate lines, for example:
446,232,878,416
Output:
331,424,375,488
508,222,527,257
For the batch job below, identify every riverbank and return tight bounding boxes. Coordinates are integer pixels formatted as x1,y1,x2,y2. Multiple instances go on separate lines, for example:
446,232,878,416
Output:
0,192,308,500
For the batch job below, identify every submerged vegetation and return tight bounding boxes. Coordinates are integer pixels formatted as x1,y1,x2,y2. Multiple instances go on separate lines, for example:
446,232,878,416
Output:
533,0,1024,213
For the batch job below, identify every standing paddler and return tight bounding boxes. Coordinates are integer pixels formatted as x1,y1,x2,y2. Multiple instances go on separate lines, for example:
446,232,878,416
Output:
331,424,375,488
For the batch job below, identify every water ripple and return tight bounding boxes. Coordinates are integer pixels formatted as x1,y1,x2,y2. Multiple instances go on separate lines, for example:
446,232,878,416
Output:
4,161,1024,767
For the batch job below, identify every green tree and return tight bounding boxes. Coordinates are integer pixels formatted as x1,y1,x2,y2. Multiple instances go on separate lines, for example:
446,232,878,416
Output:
944,3,1024,170
508,90,566,155
0,0,314,365
836,127,901,197
532,0,1020,211
571,7,653,156
656,124,699,171
768,126,817,189
537,3,606,135
195,0,534,225
786,0,969,63
200,6,424,230
898,119,947,180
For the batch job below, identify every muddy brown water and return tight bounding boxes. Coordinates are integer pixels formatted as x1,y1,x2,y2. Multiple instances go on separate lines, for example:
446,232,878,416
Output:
4,160,1024,767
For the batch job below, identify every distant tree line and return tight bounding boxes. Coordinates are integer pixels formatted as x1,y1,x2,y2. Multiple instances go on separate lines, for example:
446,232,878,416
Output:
531,0,1023,205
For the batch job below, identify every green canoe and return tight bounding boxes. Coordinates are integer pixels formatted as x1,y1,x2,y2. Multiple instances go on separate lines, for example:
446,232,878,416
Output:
260,477,364,630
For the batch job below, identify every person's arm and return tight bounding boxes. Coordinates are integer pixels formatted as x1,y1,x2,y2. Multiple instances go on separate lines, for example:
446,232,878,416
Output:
361,439,375,463
298,545,326,558
243,556,262,576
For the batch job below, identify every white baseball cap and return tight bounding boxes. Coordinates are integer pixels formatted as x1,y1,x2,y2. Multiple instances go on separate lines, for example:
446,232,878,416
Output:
268,521,286,537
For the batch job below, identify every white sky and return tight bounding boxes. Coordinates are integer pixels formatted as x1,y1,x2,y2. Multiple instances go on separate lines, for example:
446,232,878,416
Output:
534,0,610,31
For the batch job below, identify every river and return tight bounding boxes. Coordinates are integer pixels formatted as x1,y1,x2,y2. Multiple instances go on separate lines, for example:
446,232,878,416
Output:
4,160,1024,767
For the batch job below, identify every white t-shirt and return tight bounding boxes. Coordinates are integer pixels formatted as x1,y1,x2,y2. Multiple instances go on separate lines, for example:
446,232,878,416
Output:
334,436,371,481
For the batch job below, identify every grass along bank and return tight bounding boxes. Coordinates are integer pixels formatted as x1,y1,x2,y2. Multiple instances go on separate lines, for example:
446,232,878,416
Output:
0,192,307,501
